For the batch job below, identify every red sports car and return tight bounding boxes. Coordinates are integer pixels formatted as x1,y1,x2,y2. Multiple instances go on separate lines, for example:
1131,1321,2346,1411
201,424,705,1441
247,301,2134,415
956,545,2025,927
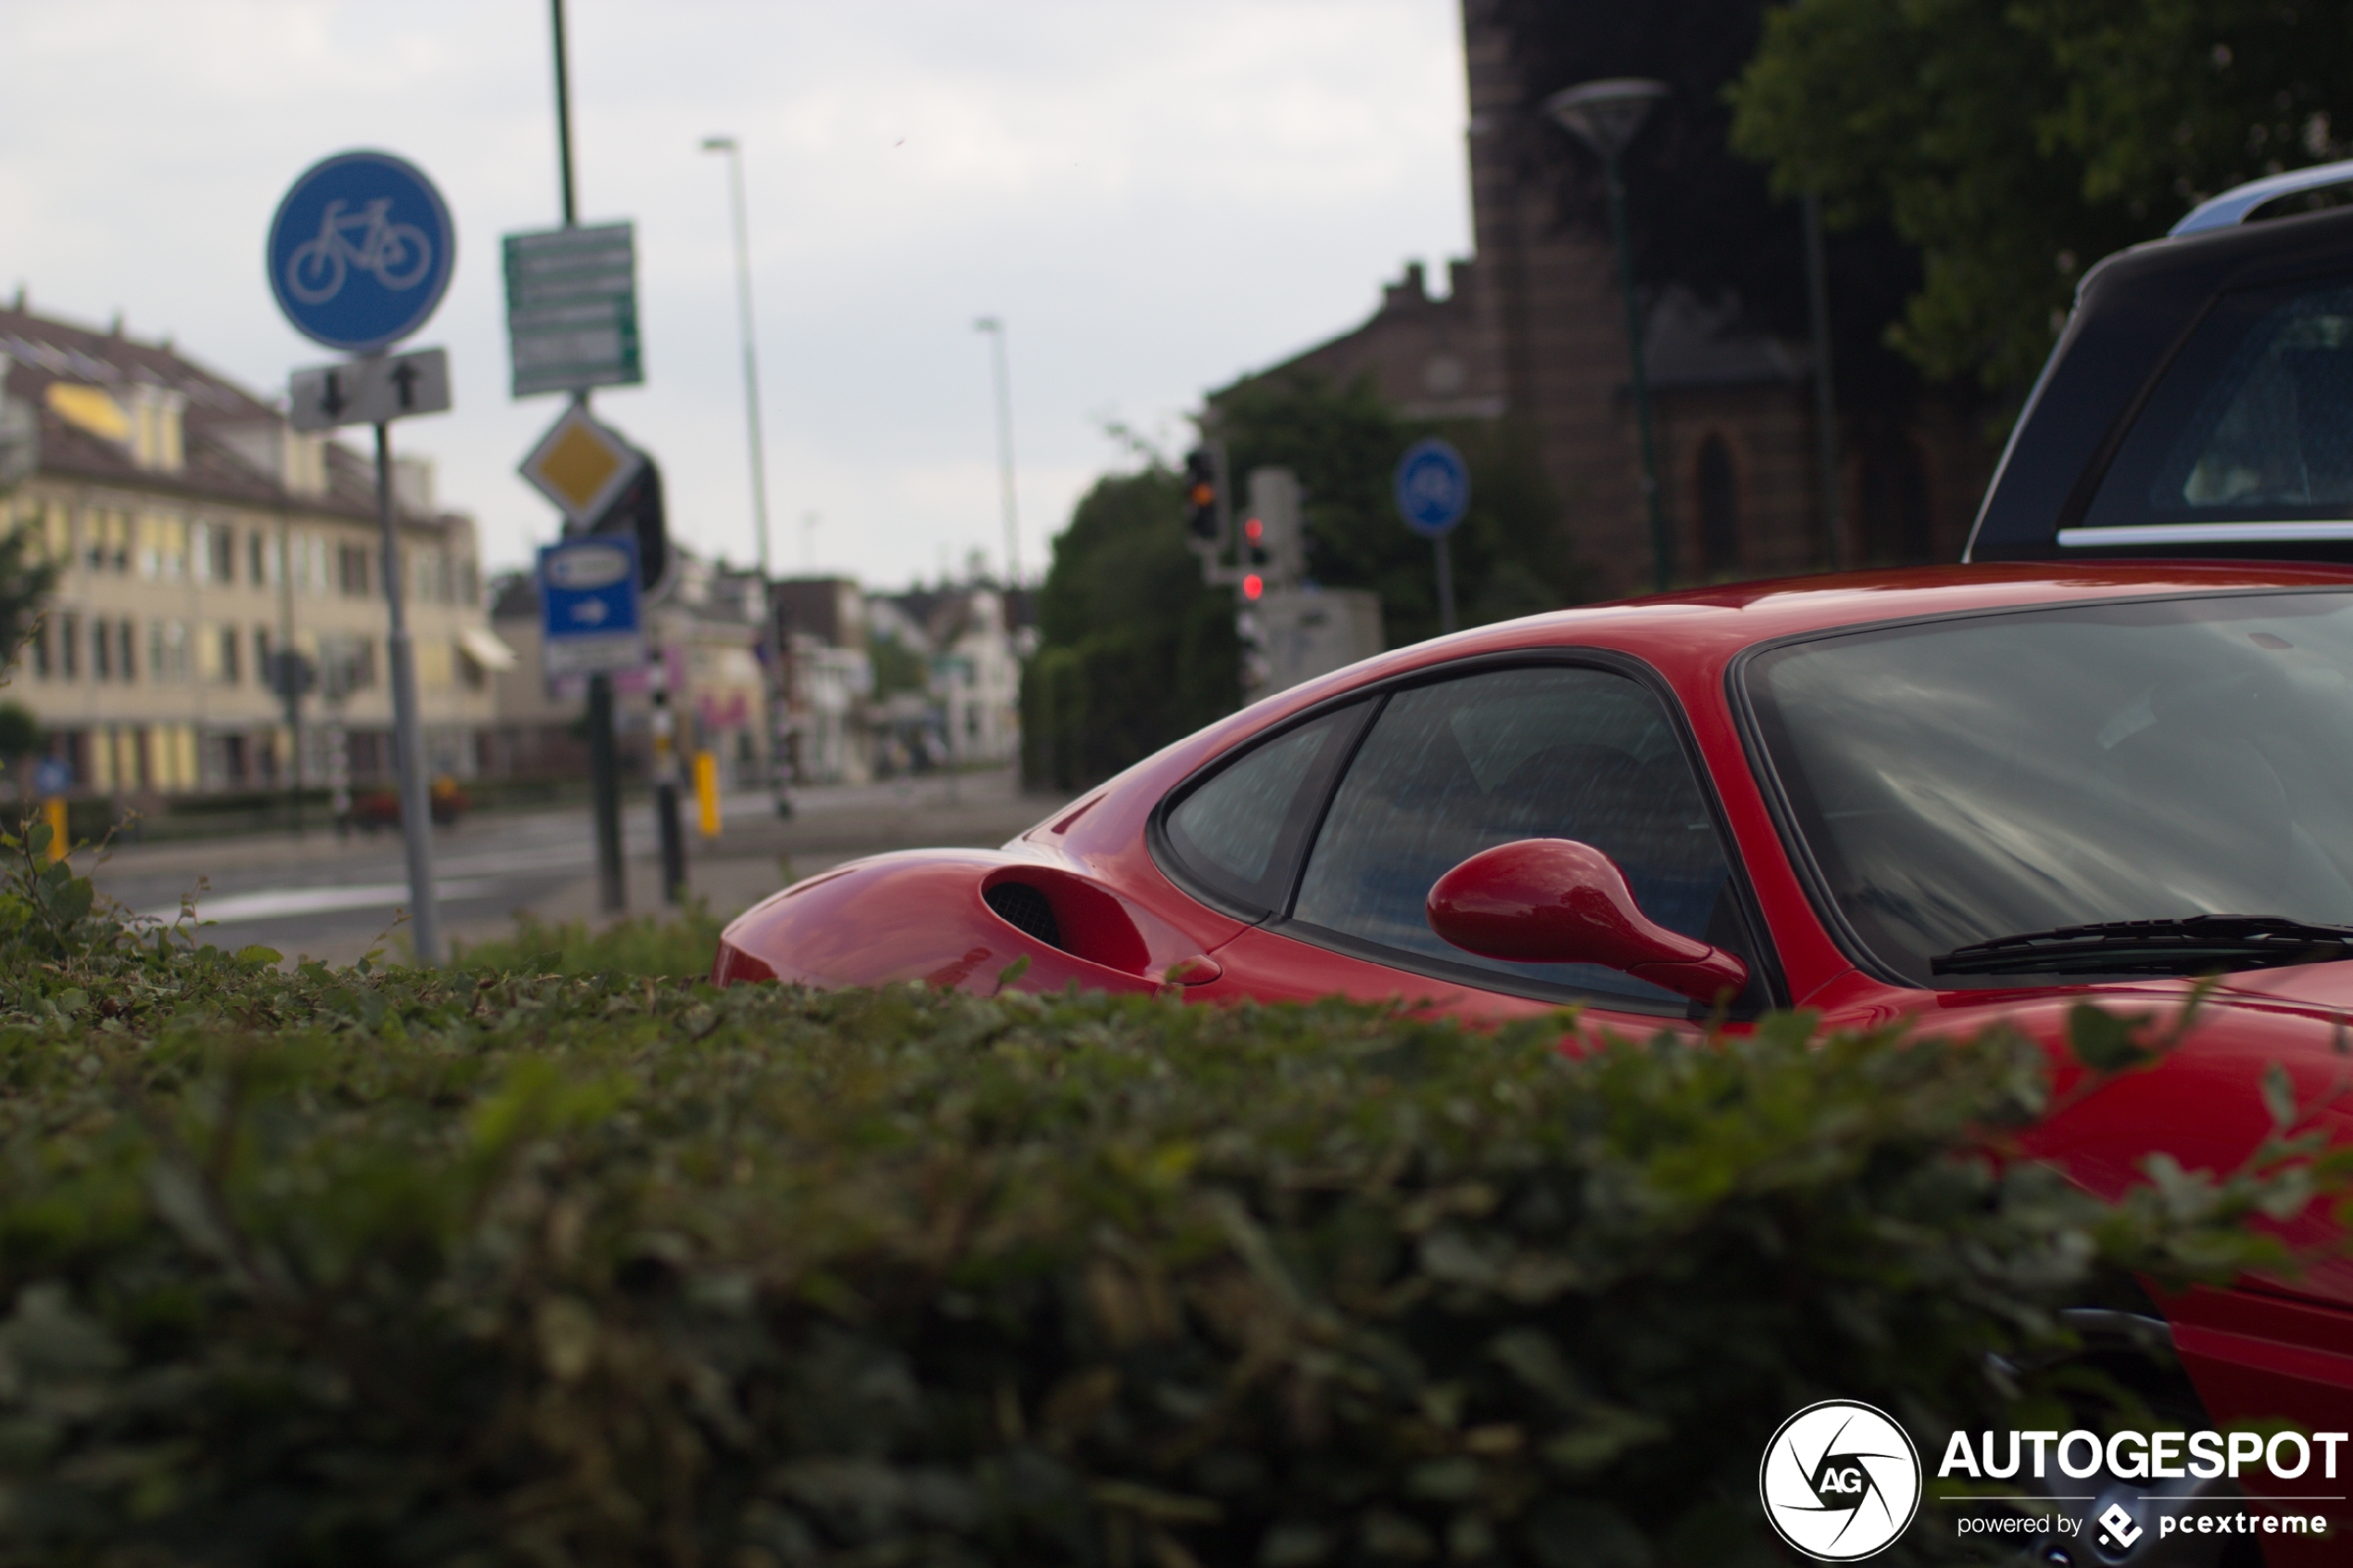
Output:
720,170,2353,1562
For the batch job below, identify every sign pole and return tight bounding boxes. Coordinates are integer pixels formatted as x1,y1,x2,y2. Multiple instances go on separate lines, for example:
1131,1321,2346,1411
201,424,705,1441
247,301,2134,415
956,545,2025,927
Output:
547,0,626,914
1434,533,1457,635
269,147,459,960
374,419,442,962
1394,437,1472,637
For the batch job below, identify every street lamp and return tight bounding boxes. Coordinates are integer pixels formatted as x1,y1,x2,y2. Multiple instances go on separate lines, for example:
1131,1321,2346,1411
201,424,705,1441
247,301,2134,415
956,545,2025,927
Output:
972,317,1021,588
1544,77,1672,593
701,133,790,813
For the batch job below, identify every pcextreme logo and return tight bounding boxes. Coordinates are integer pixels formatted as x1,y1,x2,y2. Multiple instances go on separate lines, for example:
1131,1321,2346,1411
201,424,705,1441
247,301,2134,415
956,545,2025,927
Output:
1759,1400,1923,1562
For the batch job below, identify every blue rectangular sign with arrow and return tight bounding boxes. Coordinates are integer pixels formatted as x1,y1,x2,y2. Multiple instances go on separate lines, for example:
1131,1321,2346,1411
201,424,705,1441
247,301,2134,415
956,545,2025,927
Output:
539,533,646,677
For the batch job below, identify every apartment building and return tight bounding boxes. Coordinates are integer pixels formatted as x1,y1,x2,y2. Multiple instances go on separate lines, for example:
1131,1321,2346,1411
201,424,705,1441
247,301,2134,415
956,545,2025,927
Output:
0,297,507,797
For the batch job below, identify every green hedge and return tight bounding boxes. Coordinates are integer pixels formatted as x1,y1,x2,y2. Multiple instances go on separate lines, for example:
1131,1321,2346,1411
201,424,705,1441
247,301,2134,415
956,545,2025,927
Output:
0,821,2342,1566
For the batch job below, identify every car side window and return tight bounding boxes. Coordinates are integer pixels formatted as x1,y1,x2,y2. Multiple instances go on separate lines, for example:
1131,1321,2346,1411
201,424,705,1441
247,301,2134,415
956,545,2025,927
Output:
1160,703,1365,918
1290,665,1741,1007
2082,272,2353,528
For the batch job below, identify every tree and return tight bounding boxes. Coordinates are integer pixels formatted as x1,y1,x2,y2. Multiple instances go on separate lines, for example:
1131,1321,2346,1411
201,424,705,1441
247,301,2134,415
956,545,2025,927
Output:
1023,466,1239,789
1026,381,1575,789
0,514,56,671
1214,371,1576,647
0,702,37,767
1730,0,2353,394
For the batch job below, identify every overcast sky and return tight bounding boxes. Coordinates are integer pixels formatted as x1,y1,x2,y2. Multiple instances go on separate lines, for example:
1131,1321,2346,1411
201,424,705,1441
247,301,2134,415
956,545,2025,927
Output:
2,1,1473,589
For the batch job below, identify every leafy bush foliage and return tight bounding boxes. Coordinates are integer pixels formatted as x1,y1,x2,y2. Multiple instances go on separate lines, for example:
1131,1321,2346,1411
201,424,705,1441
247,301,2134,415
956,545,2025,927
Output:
448,901,728,980
0,820,2340,1566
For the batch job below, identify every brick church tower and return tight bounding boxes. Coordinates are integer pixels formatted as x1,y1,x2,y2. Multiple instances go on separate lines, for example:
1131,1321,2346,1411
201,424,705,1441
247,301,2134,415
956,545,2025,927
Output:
1230,1,1994,599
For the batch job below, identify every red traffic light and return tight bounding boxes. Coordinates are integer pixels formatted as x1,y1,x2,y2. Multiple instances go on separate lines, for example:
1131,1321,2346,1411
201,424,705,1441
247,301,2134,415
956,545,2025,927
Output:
1243,517,1264,542
1242,572,1264,600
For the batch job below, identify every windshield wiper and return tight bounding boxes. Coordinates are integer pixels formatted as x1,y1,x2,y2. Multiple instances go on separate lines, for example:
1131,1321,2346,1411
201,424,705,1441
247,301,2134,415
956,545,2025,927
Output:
1930,915,2353,977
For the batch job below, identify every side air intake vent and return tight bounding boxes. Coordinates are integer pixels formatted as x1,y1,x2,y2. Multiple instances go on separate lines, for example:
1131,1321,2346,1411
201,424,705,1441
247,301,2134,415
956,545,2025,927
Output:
985,882,1063,949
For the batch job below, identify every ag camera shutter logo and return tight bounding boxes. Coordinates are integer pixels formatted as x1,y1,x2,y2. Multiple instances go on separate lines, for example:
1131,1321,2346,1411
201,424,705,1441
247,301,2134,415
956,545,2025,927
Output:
1759,1400,1923,1561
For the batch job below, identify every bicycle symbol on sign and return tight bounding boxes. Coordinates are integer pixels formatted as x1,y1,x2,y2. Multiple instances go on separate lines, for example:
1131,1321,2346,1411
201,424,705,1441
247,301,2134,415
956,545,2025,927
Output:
283,198,432,305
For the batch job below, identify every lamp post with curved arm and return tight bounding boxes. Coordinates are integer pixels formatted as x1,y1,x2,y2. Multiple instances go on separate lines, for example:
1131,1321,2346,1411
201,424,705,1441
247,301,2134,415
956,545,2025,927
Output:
1545,78,1671,593
700,133,790,814
972,316,1021,590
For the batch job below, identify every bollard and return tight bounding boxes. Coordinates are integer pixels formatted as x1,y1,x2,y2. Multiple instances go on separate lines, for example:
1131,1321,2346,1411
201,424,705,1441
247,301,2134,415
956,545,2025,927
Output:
694,749,722,838
42,797,67,862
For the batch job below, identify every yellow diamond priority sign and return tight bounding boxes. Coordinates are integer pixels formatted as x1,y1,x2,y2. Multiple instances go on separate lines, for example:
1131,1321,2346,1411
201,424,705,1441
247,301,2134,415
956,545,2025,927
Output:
519,403,645,524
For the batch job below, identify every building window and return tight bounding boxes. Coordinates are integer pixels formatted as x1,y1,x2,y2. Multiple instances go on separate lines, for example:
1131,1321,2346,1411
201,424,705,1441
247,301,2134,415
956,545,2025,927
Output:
293,533,330,596
248,529,267,586
202,622,241,685
255,627,274,689
199,521,235,584
418,637,452,692
119,620,137,682
149,620,190,683
338,543,371,596
28,616,49,679
1695,434,1742,579
58,612,77,680
86,508,129,573
321,633,375,696
137,513,187,582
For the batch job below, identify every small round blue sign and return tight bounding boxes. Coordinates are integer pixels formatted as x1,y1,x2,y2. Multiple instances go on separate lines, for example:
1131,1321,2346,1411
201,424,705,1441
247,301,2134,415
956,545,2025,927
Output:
1394,437,1471,538
266,150,455,354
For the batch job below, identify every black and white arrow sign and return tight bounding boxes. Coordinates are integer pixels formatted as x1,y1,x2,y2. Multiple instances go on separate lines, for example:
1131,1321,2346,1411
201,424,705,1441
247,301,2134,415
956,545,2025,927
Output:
288,346,451,432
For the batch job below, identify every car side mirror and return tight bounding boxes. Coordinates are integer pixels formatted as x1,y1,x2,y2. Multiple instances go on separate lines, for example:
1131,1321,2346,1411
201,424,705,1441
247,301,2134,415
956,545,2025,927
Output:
1427,837,1748,1004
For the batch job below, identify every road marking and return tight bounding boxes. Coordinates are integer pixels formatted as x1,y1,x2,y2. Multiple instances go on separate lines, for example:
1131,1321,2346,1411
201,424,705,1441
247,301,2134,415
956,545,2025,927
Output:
165,878,506,923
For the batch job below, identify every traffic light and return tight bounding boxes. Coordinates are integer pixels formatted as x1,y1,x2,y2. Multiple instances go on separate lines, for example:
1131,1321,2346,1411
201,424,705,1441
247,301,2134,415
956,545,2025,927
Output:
264,648,316,701
576,454,670,596
1245,467,1305,590
1182,448,1222,546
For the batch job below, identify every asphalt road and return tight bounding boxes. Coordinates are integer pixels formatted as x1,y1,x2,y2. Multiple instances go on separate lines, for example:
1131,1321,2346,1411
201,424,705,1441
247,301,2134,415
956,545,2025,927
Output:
83,768,1061,964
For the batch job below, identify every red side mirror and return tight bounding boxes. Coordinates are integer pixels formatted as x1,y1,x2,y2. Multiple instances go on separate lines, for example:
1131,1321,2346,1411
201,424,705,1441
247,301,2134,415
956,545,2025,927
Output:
1426,838,1748,1004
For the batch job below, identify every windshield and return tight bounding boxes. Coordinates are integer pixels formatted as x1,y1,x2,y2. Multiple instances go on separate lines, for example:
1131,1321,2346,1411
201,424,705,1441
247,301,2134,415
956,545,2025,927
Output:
1743,591,2353,985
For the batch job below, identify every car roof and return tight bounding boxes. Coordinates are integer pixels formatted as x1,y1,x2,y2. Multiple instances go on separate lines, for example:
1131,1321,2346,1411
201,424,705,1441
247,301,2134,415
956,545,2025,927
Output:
1247,562,2353,721
1969,202,2353,565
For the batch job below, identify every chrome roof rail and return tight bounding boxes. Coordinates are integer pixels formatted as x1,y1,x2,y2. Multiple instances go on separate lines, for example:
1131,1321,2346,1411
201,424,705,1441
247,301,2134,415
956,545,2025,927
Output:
2171,157,2353,236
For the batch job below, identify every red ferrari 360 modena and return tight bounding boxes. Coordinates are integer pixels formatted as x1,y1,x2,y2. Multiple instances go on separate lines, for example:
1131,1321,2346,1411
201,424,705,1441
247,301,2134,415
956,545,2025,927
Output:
718,170,2353,1562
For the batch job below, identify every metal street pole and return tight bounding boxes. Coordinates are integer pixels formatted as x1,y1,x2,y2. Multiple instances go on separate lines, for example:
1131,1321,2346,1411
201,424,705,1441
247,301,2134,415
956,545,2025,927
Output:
551,0,627,910
373,419,441,962
1803,189,1843,569
650,658,685,903
1600,153,1669,594
702,134,789,817
1434,534,1457,633
1544,78,1672,594
974,317,1021,587
274,508,303,836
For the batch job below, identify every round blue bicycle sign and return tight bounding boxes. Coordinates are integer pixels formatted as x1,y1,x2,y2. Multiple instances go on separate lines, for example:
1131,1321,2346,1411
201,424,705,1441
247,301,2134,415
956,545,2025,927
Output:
1394,437,1471,538
266,150,454,354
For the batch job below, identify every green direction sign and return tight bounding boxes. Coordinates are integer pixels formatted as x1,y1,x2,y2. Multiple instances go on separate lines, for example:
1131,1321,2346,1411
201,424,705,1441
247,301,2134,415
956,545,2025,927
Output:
502,222,643,397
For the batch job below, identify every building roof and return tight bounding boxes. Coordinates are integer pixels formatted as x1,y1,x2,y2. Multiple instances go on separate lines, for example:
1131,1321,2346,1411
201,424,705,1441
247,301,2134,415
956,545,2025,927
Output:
0,296,457,531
